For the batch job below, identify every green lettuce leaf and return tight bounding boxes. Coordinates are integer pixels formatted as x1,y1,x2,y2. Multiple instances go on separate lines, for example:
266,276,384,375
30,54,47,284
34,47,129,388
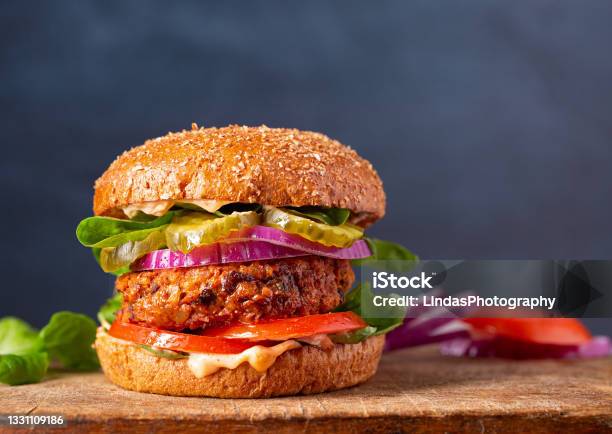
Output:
76,212,175,248
353,238,418,266
335,283,406,335
334,237,417,343
362,285,406,335
39,312,99,371
87,225,170,249
0,311,100,385
0,317,43,355
284,206,350,226
129,211,162,222
330,326,378,344
337,238,416,343
0,353,49,385
137,345,188,359
98,293,123,326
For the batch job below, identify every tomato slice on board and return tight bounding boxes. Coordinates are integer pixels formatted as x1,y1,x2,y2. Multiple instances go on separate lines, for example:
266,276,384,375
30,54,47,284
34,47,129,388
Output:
462,318,592,346
204,312,368,341
108,321,261,354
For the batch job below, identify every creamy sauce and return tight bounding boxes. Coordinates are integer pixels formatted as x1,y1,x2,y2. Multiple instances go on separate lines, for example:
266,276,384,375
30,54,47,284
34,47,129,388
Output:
187,340,301,378
122,199,229,218
99,328,301,378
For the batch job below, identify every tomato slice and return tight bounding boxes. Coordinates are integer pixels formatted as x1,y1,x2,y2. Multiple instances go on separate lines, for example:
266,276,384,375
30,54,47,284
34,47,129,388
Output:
204,312,367,341
463,318,592,346
108,321,260,354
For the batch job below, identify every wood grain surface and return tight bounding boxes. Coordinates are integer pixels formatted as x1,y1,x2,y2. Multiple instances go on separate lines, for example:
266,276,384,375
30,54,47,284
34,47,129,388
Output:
1,347,610,433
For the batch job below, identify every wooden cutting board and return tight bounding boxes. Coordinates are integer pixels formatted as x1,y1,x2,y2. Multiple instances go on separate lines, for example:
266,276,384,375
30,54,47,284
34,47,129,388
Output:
2,347,610,433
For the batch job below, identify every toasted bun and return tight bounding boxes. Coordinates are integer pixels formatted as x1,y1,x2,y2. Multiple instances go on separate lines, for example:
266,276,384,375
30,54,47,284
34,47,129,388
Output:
95,331,384,398
93,125,385,225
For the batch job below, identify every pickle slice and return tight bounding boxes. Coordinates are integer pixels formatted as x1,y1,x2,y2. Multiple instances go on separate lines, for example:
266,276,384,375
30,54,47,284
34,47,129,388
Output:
99,229,166,273
165,211,260,253
264,207,363,247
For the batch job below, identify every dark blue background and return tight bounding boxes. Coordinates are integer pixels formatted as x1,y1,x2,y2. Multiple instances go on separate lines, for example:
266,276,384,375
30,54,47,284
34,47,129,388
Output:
1,1,610,333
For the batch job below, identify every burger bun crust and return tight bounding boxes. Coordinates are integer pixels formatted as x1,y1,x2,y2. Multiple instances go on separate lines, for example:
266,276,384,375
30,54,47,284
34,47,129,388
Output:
93,125,385,225
95,330,384,398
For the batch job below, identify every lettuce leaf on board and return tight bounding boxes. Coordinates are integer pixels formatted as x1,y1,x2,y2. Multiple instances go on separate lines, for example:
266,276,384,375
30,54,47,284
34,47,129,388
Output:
0,317,43,355
39,312,99,371
0,311,99,385
97,293,123,326
0,353,49,385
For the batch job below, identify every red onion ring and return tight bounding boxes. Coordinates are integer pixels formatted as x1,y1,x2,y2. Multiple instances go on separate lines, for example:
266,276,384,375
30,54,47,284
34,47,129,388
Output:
383,288,610,360
439,335,611,360
131,227,371,271
385,318,470,351
131,241,307,270
384,290,476,352
224,226,370,258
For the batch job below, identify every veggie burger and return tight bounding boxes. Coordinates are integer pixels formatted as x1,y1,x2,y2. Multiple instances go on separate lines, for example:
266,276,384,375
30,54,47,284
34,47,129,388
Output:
77,124,413,397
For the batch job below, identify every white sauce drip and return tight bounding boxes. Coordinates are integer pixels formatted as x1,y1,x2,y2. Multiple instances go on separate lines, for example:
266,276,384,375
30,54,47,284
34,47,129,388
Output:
187,340,301,378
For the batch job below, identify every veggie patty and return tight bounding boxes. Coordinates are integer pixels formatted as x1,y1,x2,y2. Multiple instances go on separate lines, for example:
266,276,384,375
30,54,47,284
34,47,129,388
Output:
116,257,354,331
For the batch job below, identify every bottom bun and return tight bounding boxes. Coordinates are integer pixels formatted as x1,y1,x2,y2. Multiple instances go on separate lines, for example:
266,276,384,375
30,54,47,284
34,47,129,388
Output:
95,331,385,398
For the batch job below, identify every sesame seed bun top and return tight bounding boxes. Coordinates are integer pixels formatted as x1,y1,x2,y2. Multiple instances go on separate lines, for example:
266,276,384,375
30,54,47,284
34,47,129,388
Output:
93,124,386,225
